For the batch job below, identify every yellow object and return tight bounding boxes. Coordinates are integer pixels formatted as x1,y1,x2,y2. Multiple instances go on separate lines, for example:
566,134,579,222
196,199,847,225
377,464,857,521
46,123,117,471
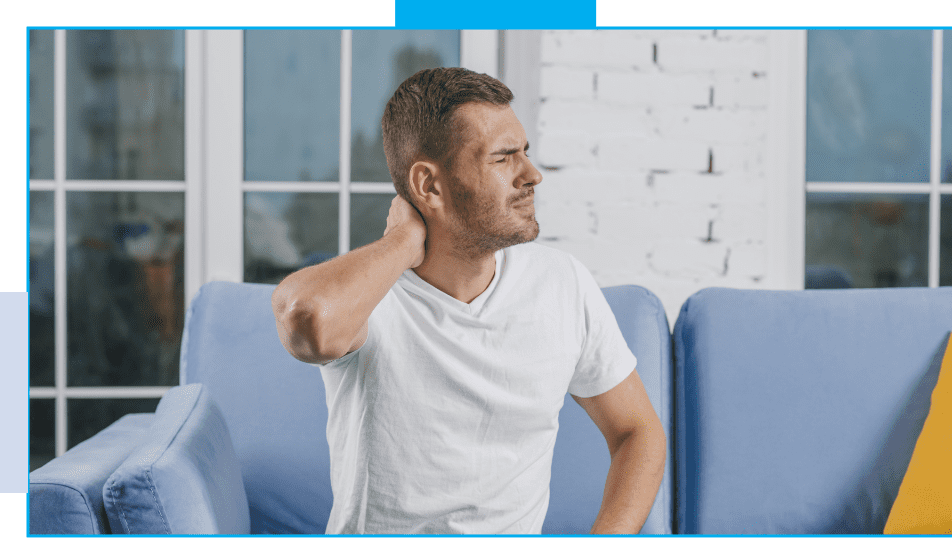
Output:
884,332,952,534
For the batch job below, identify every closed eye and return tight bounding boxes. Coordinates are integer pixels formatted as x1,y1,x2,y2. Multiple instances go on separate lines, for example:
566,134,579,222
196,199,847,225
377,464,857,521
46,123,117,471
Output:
490,142,530,163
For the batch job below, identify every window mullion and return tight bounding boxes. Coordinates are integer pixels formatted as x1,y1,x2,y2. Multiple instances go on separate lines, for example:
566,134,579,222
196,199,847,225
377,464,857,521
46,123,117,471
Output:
204,30,244,284
460,30,499,79
339,30,352,255
185,29,207,308
929,29,943,289
767,30,807,290
53,28,67,458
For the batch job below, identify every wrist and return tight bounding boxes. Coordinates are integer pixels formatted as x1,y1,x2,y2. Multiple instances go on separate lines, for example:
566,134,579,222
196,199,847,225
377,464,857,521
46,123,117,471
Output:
385,224,426,269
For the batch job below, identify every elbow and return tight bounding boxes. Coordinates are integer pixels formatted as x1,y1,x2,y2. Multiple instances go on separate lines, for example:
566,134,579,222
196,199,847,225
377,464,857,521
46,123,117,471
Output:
617,417,667,472
272,291,349,365
646,420,667,476
646,414,667,460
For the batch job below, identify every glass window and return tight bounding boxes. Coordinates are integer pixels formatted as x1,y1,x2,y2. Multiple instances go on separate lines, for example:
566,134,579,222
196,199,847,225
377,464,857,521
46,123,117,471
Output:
30,399,55,472
242,30,460,285
805,30,948,291
66,30,185,180
66,191,184,387
31,29,189,463
942,195,952,286
806,30,932,184
30,30,55,180
805,193,929,288
943,31,952,184
351,31,460,183
244,192,338,284
68,398,160,449
30,191,55,387
244,31,340,182
351,193,392,251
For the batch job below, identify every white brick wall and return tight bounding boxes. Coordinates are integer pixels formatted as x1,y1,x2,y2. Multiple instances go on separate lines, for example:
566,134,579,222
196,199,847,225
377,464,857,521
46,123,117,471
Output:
533,29,775,321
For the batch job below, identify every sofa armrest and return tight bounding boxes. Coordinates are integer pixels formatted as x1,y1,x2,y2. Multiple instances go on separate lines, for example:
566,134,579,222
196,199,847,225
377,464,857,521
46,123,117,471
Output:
102,383,250,534
29,413,155,534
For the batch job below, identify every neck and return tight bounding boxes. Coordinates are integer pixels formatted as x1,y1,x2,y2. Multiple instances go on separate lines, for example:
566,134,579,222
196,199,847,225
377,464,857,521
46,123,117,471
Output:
412,234,497,304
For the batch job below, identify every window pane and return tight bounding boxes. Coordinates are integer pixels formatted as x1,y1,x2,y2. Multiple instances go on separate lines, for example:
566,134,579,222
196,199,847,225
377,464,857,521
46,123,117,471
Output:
68,398,160,450
351,30,460,183
244,192,338,284
67,192,183,386
31,191,55,387
244,30,340,182
30,399,55,472
942,195,952,286
66,30,185,180
943,31,952,184
351,193,393,250
806,30,932,183
805,193,929,289
30,30,55,180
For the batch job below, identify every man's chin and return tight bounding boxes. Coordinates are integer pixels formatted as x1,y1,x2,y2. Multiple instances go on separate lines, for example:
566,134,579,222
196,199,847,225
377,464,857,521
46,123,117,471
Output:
507,220,540,248
525,219,540,242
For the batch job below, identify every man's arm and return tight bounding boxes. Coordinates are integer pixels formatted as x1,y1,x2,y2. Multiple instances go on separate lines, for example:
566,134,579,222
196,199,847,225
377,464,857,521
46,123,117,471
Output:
271,196,426,365
572,369,666,534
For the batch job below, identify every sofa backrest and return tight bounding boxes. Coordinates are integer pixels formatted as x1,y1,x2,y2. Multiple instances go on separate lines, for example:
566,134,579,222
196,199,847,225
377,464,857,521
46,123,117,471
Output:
180,281,673,534
673,287,952,534
180,282,330,534
544,285,673,535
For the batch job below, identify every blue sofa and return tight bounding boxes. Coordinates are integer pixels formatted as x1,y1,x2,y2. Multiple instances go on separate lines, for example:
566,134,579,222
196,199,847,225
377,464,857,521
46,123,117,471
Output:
28,282,952,534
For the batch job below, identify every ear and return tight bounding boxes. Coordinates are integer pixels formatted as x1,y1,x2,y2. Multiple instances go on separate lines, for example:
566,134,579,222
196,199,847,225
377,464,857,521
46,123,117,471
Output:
406,160,447,213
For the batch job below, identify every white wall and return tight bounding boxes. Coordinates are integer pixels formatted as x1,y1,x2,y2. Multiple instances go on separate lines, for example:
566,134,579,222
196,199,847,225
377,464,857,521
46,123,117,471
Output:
530,29,802,322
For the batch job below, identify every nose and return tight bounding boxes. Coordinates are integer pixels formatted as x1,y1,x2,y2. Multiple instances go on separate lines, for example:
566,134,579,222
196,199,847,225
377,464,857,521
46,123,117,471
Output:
517,153,543,188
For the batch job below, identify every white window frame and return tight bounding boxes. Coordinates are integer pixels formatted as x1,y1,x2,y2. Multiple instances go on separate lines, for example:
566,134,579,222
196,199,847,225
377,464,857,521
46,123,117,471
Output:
28,29,204,458
30,29,497,460
768,29,952,291
765,30,807,290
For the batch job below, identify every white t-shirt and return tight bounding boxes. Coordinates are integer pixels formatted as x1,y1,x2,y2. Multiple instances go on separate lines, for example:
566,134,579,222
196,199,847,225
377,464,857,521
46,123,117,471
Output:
318,242,637,534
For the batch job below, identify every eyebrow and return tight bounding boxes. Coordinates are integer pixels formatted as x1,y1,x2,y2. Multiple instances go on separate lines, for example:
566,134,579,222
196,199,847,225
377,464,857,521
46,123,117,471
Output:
489,142,530,157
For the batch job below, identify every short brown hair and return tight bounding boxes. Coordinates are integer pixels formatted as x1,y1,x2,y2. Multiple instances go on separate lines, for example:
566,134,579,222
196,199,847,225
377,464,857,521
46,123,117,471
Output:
381,67,514,202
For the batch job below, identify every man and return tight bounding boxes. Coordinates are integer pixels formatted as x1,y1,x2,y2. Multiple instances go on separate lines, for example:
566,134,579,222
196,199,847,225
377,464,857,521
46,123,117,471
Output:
272,67,665,534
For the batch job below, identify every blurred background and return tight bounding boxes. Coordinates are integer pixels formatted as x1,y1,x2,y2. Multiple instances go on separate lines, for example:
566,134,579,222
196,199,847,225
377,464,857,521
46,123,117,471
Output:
28,29,952,470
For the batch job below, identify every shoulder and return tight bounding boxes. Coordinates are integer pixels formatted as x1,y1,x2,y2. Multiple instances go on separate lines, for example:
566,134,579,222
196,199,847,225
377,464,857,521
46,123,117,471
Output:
505,241,580,272
508,242,595,280
502,242,598,299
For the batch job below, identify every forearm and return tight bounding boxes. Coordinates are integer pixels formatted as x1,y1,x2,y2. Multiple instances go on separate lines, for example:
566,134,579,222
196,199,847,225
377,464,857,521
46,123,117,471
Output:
589,426,666,534
272,227,419,364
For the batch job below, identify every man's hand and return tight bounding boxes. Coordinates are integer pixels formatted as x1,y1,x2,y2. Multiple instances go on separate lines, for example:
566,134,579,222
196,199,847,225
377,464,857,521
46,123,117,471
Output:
384,195,427,269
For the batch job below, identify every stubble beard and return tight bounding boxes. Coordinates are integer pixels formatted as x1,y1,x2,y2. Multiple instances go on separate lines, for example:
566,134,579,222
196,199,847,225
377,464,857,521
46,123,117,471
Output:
448,179,539,258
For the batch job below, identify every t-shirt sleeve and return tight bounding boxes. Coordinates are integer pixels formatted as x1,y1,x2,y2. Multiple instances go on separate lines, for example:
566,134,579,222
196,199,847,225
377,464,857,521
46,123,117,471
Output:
567,257,638,398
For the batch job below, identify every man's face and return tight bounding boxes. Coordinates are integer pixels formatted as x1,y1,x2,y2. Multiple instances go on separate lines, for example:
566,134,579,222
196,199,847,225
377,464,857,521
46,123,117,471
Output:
444,103,543,255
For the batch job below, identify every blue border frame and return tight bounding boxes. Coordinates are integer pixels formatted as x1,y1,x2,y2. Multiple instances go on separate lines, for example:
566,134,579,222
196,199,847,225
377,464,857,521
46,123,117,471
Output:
24,21,947,538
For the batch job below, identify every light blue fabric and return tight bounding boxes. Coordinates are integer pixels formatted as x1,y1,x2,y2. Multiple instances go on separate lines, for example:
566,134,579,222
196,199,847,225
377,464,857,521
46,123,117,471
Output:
673,286,952,534
102,383,249,534
545,285,673,535
29,413,155,534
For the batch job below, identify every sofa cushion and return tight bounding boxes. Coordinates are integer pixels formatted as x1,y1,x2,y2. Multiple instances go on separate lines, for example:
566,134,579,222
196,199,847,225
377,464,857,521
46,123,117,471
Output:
29,413,155,534
884,332,952,533
103,383,250,534
674,287,952,534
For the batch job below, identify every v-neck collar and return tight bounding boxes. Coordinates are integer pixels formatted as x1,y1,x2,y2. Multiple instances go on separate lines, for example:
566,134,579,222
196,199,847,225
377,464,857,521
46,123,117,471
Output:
401,249,505,316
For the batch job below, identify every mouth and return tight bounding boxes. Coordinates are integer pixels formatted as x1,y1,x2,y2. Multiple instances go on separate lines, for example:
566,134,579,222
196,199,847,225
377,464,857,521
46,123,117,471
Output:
511,191,534,207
